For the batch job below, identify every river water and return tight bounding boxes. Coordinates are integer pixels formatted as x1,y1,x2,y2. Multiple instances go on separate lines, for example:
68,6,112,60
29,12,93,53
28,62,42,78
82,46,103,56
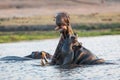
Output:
0,35,120,80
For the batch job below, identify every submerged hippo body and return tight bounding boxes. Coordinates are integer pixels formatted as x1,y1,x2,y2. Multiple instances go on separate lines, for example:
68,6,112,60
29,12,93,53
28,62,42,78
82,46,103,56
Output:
0,56,32,61
73,46,105,65
0,51,52,61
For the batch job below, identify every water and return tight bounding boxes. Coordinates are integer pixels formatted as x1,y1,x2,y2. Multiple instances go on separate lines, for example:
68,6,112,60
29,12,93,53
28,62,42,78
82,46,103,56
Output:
0,35,120,80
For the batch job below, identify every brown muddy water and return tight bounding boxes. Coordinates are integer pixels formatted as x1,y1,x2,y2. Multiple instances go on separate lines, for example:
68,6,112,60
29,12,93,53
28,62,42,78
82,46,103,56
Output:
0,35,120,80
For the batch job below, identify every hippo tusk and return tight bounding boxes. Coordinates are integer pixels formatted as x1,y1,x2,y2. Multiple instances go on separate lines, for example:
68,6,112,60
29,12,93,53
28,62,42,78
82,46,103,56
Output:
41,51,48,66
41,59,45,66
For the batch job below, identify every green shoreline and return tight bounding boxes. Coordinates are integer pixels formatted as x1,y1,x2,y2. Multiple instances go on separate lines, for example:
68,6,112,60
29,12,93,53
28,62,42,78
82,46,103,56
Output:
0,13,120,43
0,29,119,43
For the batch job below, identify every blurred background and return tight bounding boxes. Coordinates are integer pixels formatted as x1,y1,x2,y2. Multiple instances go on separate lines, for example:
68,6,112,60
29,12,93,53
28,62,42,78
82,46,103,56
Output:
0,1,120,80
0,0,120,43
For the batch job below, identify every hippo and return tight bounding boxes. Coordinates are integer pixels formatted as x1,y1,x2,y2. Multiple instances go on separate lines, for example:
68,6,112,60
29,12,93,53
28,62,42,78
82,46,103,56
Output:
51,12,106,65
25,51,52,65
71,37,105,65
60,33,105,65
0,51,52,63
51,12,74,65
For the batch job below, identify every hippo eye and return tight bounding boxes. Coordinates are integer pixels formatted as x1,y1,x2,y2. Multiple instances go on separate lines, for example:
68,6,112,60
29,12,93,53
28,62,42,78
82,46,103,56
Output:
71,36,75,40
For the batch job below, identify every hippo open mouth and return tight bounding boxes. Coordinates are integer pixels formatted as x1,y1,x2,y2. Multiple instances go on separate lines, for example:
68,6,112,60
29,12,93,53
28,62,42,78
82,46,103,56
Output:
54,12,70,35
55,25,67,33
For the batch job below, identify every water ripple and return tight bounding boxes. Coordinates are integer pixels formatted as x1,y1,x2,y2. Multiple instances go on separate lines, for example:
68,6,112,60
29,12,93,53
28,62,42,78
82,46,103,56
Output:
0,35,120,80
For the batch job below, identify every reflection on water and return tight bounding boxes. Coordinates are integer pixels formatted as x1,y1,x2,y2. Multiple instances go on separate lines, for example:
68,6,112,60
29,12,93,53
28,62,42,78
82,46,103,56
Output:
0,35,120,80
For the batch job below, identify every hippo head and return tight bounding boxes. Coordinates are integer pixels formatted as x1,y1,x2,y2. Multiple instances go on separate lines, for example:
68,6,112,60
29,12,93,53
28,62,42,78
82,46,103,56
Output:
25,51,52,59
42,51,52,59
62,34,79,54
54,12,70,32
67,33,79,45
68,34,82,49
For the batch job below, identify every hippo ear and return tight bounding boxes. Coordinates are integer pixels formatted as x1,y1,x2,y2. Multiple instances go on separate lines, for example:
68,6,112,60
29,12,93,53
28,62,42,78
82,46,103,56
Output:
74,32,78,37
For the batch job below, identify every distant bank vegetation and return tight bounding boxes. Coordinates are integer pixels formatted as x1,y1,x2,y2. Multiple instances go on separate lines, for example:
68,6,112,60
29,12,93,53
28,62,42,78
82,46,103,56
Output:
0,23,119,31
0,13,120,43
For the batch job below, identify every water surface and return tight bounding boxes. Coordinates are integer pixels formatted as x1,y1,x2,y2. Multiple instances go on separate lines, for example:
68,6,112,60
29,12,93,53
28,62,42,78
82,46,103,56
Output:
0,35,120,80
